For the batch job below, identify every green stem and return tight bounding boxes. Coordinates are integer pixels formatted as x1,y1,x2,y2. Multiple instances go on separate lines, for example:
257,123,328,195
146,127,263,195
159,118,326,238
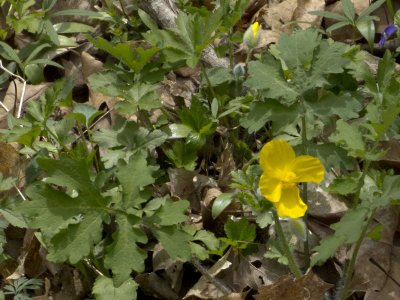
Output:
272,210,302,279
300,113,310,268
201,62,218,103
353,160,371,207
245,50,252,66
228,29,234,70
337,211,375,300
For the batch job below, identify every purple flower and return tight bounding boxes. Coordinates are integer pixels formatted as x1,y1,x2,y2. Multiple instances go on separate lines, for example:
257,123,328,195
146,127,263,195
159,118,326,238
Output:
379,25,397,47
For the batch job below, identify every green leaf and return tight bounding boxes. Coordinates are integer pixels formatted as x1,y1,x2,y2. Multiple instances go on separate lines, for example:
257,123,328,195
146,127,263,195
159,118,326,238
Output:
358,0,386,19
224,218,256,244
329,173,361,195
92,276,137,300
306,143,355,171
240,100,299,133
276,29,320,71
19,156,109,263
230,165,261,190
54,22,94,33
356,19,375,49
124,83,160,111
44,19,60,45
311,235,346,266
329,119,366,157
0,41,22,65
212,193,234,219
308,10,348,22
245,56,299,105
311,208,368,266
88,71,126,97
94,121,167,154
116,151,158,208
138,9,158,31
152,226,192,260
25,59,64,69
164,141,198,170
308,92,362,121
143,12,222,68
104,215,147,285
90,37,158,73
308,40,349,86
193,230,220,250
368,224,383,241
167,124,194,139
377,51,395,90
203,67,234,86
371,175,400,209
331,208,368,243
0,174,16,191
51,9,104,18
326,21,350,33
22,183,106,263
72,103,102,127
256,211,273,229
149,200,190,226
341,0,356,22
178,97,214,133
46,211,103,263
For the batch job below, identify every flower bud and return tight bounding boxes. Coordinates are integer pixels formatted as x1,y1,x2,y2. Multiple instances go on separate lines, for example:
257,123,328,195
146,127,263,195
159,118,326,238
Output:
243,21,261,49
233,63,246,77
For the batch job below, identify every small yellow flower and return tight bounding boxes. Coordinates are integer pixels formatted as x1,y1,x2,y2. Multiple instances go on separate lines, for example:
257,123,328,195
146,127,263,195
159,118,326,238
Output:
243,21,261,48
251,22,260,37
259,140,324,218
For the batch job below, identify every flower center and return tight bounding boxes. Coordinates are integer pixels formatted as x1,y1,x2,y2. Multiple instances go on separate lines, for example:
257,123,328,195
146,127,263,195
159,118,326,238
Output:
281,170,297,183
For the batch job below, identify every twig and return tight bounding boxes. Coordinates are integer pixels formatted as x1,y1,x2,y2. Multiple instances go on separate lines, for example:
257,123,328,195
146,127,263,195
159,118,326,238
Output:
191,258,233,294
0,60,26,118
14,184,27,201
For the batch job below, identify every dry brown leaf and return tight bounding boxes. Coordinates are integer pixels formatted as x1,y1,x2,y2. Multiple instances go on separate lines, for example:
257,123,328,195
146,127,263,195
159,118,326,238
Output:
216,142,236,189
254,270,333,300
351,207,400,293
153,245,184,293
263,0,297,34
81,51,117,110
0,141,20,178
184,251,232,299
6,229,42,280
0,81,50,128
168,168,217,213
364,245,400,300
307,172,348,221
223,249,288,291
216,292,248,300
136,272,181,300
293,0,325,29
378,139,400,171
161,72,198,110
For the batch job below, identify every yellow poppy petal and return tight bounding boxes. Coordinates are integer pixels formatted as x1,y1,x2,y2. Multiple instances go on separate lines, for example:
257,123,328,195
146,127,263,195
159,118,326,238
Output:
259,174,282,202
290,155,325,183
274,185,307,218
259,140,296,176
252,22,259,37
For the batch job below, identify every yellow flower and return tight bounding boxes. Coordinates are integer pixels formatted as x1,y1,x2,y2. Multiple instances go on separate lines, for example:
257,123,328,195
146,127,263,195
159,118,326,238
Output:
251,22,260,37
243,21,261,48
259,140,324,218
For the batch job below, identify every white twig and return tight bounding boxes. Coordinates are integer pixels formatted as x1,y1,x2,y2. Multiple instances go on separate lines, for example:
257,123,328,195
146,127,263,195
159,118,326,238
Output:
0,60,26,118
14,184,27,201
